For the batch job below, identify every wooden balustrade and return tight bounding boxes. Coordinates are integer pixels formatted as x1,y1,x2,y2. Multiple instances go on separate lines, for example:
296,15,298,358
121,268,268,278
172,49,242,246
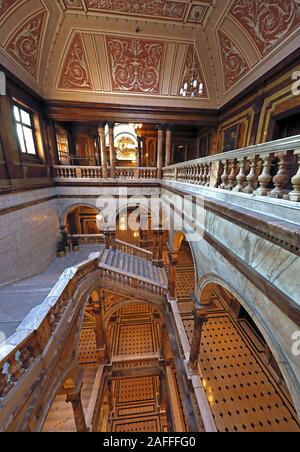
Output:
114,240,153,261
0,258,99,401
163,135,300,202
54,166,158,180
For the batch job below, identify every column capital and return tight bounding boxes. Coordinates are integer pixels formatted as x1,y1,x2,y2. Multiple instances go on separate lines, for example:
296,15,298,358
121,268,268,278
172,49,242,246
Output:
107,121,115,129
98,121,107,129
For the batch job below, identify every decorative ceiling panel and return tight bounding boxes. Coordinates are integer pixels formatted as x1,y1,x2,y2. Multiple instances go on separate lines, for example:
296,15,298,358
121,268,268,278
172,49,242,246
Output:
87,0,187,20
62,0,84,9
0,0,19,20
218,29,251,92
4,9,47,80
106,36,165,94
229,0,300,56
0,0,299,108
179,44,208,97
62,0,214,24
58,32,93,90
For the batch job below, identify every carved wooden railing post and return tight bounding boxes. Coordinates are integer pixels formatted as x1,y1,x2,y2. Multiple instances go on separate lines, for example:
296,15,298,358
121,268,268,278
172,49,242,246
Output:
290,150,300,202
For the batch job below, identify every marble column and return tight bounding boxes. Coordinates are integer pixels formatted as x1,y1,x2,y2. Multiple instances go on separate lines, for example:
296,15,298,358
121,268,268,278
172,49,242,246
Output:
137,136,142,167
160,321,168,360
98,122,108,178
66,389,87,432
168,250,178,299
108,122,116,178
157,126,164,179
93,301,106,364
153,227,164,267
165,127,172,167
188,308,207,372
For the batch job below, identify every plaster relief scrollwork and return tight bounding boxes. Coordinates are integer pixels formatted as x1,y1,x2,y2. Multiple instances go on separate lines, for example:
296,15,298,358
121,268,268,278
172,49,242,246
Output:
218,30,250,91
106,36,165,94
59,32,93,90
230,0,300,56
5,10,46,79
86,0,186,20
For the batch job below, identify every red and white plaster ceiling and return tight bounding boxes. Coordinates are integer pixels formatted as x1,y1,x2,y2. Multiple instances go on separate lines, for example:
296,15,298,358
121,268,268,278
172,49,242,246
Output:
0,0,299,109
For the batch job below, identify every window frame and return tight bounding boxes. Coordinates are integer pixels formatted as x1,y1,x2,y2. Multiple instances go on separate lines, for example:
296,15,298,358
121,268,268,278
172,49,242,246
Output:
13,102,39,157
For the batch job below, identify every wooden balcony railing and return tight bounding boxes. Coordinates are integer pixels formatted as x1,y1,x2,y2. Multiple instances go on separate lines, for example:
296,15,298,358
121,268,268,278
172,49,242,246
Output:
54,166,158,180
163,135,300,202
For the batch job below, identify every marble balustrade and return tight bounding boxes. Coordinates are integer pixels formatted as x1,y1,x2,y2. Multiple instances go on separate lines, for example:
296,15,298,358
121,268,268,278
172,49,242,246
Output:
163,135,300,202
54,166,158,181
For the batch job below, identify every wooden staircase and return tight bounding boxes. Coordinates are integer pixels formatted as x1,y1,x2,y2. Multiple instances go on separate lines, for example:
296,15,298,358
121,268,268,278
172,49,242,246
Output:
98,248,168,289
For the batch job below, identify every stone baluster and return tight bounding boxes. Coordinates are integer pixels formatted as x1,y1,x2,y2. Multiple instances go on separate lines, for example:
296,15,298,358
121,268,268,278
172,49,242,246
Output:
254,154,273,196
234,158,247,192
269,152,290,198
243,156,259,193
226,160,237,190
290,150,300,201
205,163,211,187
219,160,229,189
0,367,12,397
8,355,22,382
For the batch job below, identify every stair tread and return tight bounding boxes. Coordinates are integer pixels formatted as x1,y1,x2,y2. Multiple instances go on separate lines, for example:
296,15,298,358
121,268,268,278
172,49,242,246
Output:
99,249,167,287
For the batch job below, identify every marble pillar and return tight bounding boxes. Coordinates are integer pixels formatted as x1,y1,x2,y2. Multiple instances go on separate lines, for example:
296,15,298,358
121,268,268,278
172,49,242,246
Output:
157,127,164,179
165,127,172,167
168,250,179,299
66,388,88,432
188,308,207,372
108,122,116,178
98,123,108,178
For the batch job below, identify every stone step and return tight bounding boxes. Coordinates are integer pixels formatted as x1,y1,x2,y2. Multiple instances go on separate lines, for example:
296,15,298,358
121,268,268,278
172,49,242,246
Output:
98,248,167,288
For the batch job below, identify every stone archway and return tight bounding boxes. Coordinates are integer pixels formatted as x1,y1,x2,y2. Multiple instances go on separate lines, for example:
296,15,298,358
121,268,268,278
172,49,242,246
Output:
189,275,300,430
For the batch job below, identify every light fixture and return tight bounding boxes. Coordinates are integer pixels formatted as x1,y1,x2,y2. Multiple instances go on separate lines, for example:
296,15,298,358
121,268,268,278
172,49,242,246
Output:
180,11,204,98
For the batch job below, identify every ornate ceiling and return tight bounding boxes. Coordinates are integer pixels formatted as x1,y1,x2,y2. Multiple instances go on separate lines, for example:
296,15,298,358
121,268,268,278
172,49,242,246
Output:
0,0,299,109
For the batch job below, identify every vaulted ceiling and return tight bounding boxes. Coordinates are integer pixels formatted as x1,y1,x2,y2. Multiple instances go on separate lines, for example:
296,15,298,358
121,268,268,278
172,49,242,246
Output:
0,0,299,109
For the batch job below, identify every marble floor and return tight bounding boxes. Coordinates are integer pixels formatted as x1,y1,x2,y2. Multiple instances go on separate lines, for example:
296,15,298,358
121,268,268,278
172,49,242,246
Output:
0,246,102,344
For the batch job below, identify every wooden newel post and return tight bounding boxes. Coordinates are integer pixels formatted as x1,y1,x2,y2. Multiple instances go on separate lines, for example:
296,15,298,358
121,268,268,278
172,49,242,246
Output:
188,309,207,372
